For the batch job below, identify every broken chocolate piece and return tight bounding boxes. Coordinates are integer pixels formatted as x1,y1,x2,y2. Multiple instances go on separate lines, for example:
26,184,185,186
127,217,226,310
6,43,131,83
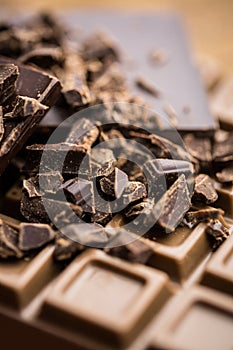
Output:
23,177,42,198
100,167,128,199
184,207,224,228
65,118,99,150
213,132,233,163
61,223,109,248
20,192,83,226
124,198,155,219
133,174,191,233
216,165,233,183
91,148,116,177
0,105,4,142
5,95,48,119
122,181,147,206
143,158,194,198
19,222,56,251
105,228,153,264
61,178,95,213
53,234,85,261
193,174,218,204
0,63,19,104
206,219,230,251
59,51,91,108
0,218,23,258
183,134,212,168
25,143,90,176
0,57,61,175
81,31,119,64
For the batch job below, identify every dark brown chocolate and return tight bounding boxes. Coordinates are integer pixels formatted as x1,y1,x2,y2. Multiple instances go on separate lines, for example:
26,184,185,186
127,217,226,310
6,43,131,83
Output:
0,57,61,175
4,95,48,119
19,223,55,251
0,63,19,104
216,165,233,183
193,174,218,204
53,234,85,261
65,118,99,150
0,218,23,258
206,219,230,251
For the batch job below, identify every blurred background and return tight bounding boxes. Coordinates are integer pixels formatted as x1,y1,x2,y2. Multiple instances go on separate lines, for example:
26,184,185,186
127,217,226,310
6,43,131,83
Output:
1,0,233,75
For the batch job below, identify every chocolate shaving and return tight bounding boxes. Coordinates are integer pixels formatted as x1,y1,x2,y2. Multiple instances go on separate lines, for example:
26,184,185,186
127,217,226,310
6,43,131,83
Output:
19,46,64,69
65,118,99,150
136,75,160,97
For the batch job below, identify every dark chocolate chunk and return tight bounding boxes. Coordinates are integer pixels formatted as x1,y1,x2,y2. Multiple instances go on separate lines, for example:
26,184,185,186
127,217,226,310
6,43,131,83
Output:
65,118,99,150
100,167,128,199
124,198,155,219
143,158,194,198
61,178,95,213
91,148,116,177
105,228,153,264
20,192,83,226
213,132,233,163
216,165,233,183
25,143,90,176
135,174,191,233
135,75,160,97
0,219,23,258
121,181,147,206
193,174,218,204
0,57,61,175
0,63,19,104
19,222,56,251
61,223,109,248
81,32,119,64
38,172,64,195
183,134,212,168
5,95,48,119
206,219,230,251
0,105,4,142
53,234,85,261
59,51,91,108
23,177,42,198
90,63,129,104
19,46,64,69
184,207,224,228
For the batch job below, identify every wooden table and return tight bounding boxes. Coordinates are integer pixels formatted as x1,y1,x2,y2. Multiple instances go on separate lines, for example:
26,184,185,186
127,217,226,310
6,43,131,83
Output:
2,0,233,75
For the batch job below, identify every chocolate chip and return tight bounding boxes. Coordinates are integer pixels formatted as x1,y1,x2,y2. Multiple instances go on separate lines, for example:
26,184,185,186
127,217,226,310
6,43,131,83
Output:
135,75,161,97
19,222,56,251
193,174,218,204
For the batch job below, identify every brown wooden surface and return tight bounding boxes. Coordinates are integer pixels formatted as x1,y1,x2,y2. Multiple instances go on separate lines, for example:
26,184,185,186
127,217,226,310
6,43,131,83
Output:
2,0,233,74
